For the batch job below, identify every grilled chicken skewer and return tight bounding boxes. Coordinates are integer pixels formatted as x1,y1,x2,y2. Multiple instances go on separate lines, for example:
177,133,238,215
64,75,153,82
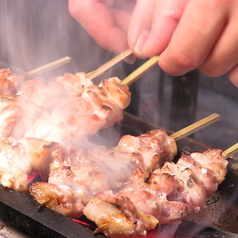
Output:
16,74,130,148
0,70,130,147
29,129,177,217
83,149,228,237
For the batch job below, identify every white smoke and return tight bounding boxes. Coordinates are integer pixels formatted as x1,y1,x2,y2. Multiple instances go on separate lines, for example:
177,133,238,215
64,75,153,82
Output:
0,0,119,79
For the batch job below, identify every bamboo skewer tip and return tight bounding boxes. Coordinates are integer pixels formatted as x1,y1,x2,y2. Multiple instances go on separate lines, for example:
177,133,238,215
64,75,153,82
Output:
23,56,71,78
222,143,238,159
171,113,220,141
121,55,160,86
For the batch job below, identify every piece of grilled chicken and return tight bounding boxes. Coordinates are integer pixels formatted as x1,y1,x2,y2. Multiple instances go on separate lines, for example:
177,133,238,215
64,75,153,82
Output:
0,136,61,192
83,149,227,237
29,129,177,218
0,68,18,95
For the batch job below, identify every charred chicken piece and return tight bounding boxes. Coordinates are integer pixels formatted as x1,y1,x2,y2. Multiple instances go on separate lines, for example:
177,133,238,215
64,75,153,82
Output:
84,191,159,238
30,148,128,218
84,169,191,237
29,129,177,217
0,68,18,95
30,182,85,218
55,72,93,97
117,129,177,172
0,137,60,192
17,72,93,112
44,77,130,148
83,149,227,237
0,95,21,138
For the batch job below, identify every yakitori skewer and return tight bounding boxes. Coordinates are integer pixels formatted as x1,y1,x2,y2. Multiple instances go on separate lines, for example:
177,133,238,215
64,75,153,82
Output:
83,140,233,238
22,56,71,79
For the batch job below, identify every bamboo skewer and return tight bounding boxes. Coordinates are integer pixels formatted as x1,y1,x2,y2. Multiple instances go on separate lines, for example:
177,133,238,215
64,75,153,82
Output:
171,113,220,141
222,143,238,159
87,49,133,80
22,56,71,79
169,112,238,159
121,55,159,86
86,48,159,84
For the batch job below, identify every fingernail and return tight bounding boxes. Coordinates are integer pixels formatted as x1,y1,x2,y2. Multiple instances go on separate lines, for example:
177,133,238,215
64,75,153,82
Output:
134,30,149,57
123,54,136,64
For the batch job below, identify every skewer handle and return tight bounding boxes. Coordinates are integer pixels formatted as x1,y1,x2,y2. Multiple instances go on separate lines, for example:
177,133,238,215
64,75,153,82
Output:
121,55,159,86
87,49,133,80
22,56,71,78
171,113,220,141
222,143,238,159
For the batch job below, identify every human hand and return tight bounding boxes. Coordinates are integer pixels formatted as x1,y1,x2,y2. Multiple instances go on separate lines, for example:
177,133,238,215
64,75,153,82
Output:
128,0,238,87
68,0,135,54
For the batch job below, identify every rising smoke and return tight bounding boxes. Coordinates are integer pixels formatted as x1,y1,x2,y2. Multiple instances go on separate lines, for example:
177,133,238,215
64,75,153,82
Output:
0,0,118,78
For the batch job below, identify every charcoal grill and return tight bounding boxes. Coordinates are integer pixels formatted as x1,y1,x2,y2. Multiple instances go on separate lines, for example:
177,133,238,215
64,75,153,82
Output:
0,112,238,238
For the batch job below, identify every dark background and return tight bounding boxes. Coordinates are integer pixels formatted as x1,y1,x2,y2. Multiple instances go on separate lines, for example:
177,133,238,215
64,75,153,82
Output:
0,0,238,154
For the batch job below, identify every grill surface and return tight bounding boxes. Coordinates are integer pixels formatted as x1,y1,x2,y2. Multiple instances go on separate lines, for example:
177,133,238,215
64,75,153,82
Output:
0,112,238,238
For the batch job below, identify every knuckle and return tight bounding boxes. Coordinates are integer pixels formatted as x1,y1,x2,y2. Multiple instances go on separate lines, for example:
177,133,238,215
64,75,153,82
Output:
199,61,225,78
209,0,228,8
68,1,83,19
200,67,223,78
169,50,201,72
229,67,238,87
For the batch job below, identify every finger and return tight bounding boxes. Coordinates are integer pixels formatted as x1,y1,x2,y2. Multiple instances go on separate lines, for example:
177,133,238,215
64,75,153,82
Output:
111,8,131,32
113,0,135,13
68,0,129,53
141,0,189,57
128,0,156,56
199,4,238,77
228,64,238,87
159,0,227,76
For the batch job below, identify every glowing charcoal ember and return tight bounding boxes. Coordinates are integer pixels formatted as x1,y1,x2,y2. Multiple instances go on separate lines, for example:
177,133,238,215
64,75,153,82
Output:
72,218,90,226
